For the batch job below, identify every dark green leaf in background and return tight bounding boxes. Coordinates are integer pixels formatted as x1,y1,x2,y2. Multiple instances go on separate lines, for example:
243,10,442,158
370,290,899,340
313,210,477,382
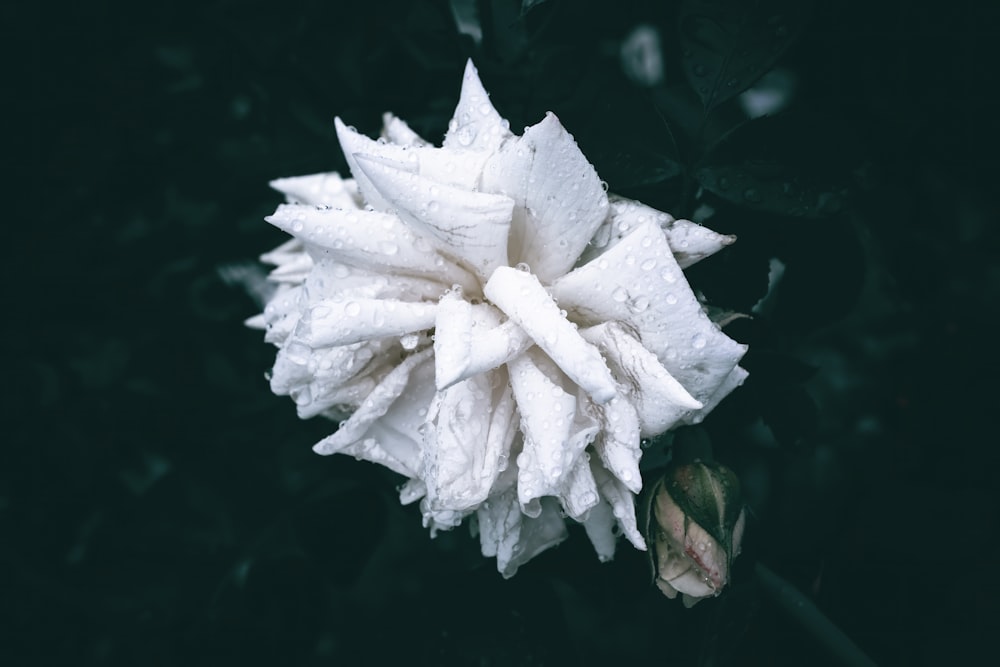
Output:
679,0,811,112
696,112,859,218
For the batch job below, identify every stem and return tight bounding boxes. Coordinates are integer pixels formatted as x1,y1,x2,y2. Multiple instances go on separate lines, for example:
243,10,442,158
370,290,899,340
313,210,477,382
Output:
755,562,879,667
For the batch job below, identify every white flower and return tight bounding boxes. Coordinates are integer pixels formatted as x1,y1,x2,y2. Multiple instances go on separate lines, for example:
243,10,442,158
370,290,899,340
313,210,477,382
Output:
249,60,748,577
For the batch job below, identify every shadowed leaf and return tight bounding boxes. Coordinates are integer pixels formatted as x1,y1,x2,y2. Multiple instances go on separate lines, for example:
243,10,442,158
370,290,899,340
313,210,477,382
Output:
679,0,811,111
695,113,858,218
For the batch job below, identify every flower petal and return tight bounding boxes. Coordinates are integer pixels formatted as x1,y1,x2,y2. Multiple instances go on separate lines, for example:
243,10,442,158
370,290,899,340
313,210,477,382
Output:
420,501,473,536
550,218,747,406
337,116,493,191
484,266,618,404
477,487,568,578
312,347,434,477
507,349,600,517
433,291,532,390
270,172,362,209
481,112,609,282
591,394,642,493
557,455,601,521
266,253,313,284
296,297,436,347
663,218,736,269
399,478,426,505
592,459,646,550
266,204,477,291
423,368,518,511
582,500,618,562
584,196,734,269
355,154,514,280
582,322,702,437
443,60,513,153
680,365,749,425
381,112,429,147
334,117,410,211
259,284,304,344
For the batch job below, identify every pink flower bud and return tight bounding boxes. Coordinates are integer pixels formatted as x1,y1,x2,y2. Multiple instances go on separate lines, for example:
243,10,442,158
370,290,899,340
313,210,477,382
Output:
645,461,746,606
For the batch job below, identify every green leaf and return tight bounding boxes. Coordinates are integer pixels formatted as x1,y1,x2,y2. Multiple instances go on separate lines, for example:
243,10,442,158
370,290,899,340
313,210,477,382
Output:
588,145,682,189
581,85,683,190
695,113,857,218
679,0,810,111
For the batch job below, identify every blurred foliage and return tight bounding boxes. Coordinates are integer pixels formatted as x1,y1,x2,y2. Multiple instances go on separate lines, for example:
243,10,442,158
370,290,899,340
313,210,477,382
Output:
8,0,1000,665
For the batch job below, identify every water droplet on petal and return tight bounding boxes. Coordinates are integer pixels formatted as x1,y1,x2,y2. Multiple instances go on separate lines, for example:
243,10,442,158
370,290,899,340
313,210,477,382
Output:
285,342,310,365
379,241,398,255
691,334,707,349
400,333,420,350
629,296,650,313
612,287,629,303
665,292,678,305
345,302,362,317
294,387,312,406
641,258,657,271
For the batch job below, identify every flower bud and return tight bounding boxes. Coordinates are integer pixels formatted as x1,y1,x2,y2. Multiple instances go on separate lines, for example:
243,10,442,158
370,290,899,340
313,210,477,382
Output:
645,460,746,606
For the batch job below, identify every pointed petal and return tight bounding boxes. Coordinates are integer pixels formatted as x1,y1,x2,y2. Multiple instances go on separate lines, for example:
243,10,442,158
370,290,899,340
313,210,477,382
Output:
550,218,747,407
399,478,426,505
420,500,473,535
582,322,703,437
592,460,646,550
355,154,514,280
557,455,601,521
582,500,618,562
291,339,399,418
296,297,436,347
266,204,477,291
433,292,531,390
592,394,642,493
301,258,457,305
477,487,569,579
260,238,307,266
681,365,749,425
443,60,513,153
433,289,477,390
423,368,517,511
340,114,494,190
270,172,362,209
381,112,429,147
312,348,434,476
484,266,617,404
664,218,736,268
266,252,313,284
270,336,388,397
245,313,267,330
259,284,304,345
508,349,600,516
413,147,493,191
586,196,734,269
481,112,609,282
576,196,675,266
335,117,414,211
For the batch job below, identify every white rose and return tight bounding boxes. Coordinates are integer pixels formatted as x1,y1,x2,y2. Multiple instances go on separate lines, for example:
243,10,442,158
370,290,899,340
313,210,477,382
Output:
249,60,748,577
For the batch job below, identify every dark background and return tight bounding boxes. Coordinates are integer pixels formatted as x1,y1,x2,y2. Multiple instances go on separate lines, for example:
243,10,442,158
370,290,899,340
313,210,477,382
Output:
7,0,1000,665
